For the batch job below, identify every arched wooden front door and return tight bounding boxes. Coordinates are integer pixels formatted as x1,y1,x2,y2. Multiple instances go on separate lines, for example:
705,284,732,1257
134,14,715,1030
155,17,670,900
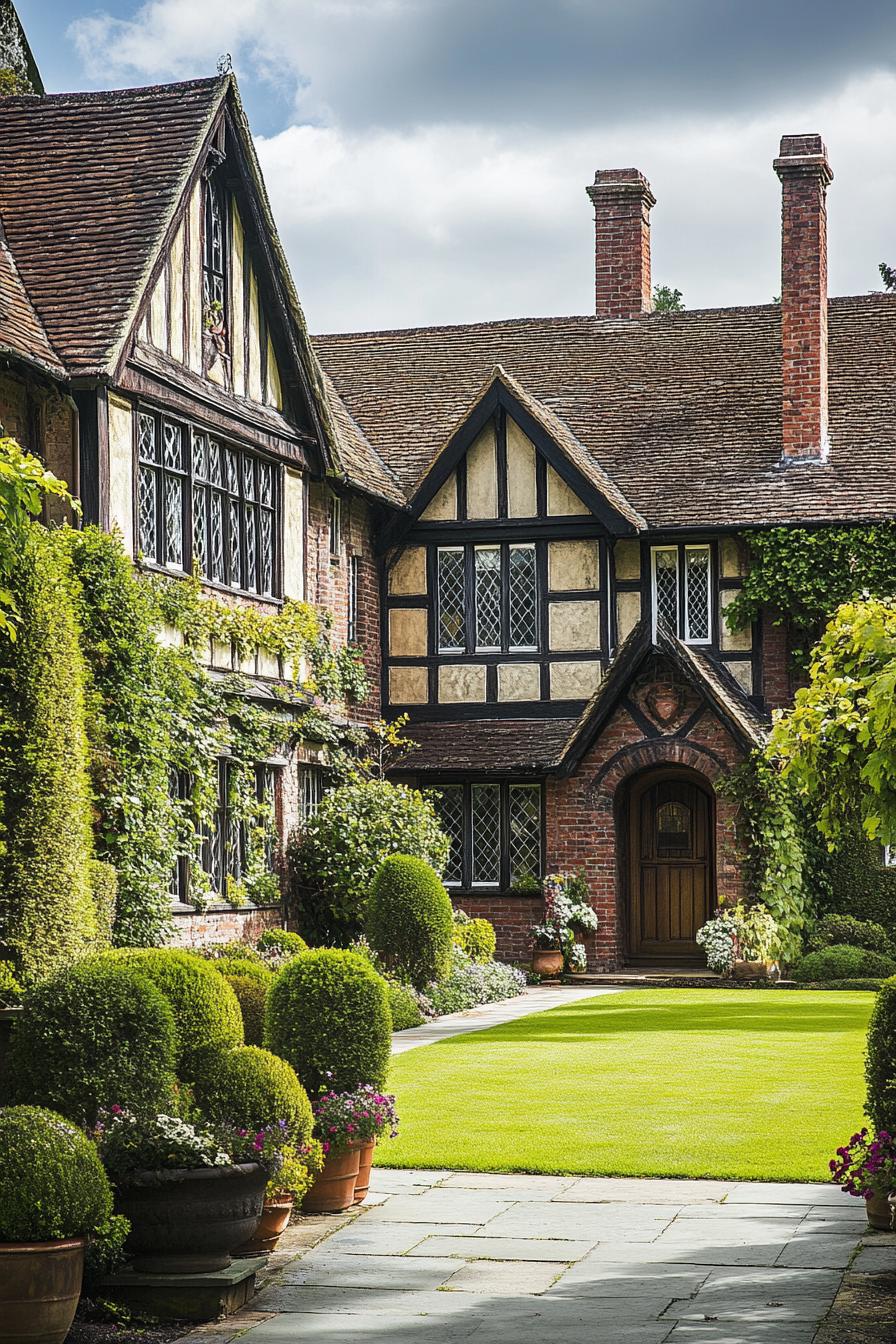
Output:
626,768,714,963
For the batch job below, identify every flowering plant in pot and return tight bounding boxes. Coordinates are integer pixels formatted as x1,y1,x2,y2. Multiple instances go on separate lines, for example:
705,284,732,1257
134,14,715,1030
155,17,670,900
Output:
231,1123,324,1255
0,1105,115,1344
697,904,781,979
830,1127,896,1229
304,1084,400,1212
92,1107,267,1274
531,872,597,976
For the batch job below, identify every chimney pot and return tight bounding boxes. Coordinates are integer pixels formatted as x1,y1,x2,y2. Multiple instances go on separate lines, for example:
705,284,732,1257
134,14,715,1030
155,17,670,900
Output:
587,168,655,319
774,133,833,464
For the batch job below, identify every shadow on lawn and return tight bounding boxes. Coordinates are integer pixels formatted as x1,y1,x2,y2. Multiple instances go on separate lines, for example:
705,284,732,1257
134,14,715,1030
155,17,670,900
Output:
439,995,873,1047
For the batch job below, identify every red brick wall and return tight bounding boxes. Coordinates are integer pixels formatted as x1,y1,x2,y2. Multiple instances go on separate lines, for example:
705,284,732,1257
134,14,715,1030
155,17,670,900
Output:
458,700,746,971
774,134,833,462
307,482,381,720
586,169,655,319
168,904,282,948
761,609,791,710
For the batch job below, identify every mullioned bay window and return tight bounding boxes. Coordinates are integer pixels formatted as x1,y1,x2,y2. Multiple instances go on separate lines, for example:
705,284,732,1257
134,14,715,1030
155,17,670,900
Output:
138,409,278,598
437,543,538,654
434,782,543,890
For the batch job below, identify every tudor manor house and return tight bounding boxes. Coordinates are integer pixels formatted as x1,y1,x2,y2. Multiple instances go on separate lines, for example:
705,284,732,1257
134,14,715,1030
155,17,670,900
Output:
1,23,893,970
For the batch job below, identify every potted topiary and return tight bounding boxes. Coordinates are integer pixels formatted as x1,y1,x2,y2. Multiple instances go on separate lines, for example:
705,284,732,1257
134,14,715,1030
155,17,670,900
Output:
830,1127,896,1229
0,1105,114,1344
308,1084,400,1210
93,1107,267,1274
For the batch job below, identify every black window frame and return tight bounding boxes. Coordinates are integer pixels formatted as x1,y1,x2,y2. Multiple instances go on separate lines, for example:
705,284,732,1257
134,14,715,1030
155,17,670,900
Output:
328,492,342,560
202,171,228,325
433,780,544,893
135,406,281,600
436,542,539,655
347,553,360,643
650,541,713,646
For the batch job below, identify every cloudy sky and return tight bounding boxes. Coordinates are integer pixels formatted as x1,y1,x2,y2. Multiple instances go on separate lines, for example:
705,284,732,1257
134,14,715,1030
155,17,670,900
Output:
16,1,896,333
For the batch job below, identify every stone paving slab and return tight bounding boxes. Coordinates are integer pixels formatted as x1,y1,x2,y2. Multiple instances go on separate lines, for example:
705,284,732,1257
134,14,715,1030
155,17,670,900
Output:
390,985,621,1054
208,1169,893,1344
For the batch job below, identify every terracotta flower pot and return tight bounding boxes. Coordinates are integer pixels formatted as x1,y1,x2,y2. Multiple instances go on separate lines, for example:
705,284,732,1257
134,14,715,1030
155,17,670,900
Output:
115,1162,267,1274
732,960,780,982
532,948,564,977
234,1196,294,1255
354,1139,376,1204
868,1190,893,1229
0,1237,85,1344
302,1145,360,1214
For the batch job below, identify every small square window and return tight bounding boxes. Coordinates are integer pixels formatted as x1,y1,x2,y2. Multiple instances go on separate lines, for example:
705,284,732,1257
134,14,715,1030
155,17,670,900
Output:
328,494,342,559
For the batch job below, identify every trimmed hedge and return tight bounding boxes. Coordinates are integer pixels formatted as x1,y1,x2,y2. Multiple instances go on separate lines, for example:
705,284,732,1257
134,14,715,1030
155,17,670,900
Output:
88,860,118,949
0,529,96,984
265,949,391,1094
808,913,895,958
3,958,177,1124
105,948,243,1078
226,974,269,1047
257,929,308,959
388,980,425,1031
365,855,453,990
0,1106,113,1242
791,945,896,983
820,820,896,936
453,916,497,964
191,1044,313,1141
213,956,271,982
803,978,884,991
867,976,896,1133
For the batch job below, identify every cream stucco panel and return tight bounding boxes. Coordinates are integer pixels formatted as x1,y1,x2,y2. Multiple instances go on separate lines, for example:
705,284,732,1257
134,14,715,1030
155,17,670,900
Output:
614,539,641,580
169,222,185,363
266,335,283,411
550,660,602,700
548,539,600,592
389,607,428,658
719,589,752,652
720,536,748,579
547,464,589,516
282,468,305,600
389,666,429,705
438,664,487,702
248,269,263,403
421,475,457,521
548,599,600,652
466,425,498,518
211,638,233,670
388,546,427,596
107,393,134,554
230,202,246,397
497,662,540,701
616,590,642,641
725,659,754,695
506,418,537,517
257,649,281,679
149,272,167,351
187,183,203,374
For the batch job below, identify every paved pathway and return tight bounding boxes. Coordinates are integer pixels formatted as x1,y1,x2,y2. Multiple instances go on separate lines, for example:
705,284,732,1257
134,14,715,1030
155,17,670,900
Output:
391,985,620,1055
194,1168,892,1344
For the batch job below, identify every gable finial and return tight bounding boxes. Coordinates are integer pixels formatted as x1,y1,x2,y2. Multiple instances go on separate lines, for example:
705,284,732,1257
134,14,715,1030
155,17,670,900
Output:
216,52,232,75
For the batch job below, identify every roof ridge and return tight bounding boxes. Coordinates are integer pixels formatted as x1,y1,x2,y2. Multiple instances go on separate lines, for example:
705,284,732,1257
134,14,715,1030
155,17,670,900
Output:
0,75,226,108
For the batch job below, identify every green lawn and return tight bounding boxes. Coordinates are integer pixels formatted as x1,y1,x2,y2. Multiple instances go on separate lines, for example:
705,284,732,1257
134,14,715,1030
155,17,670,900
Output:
379,989,873,1182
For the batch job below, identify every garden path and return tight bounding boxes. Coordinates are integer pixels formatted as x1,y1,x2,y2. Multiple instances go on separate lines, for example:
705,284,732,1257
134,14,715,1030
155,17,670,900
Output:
391,984,621,1054
182,1167,889,1344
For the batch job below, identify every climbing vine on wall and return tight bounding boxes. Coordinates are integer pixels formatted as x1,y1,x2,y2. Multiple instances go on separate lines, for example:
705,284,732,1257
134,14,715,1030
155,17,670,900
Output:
725,524,896,667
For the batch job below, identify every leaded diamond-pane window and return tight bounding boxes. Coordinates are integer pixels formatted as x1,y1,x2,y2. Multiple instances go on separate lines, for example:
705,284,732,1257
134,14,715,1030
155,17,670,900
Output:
685,546,711,643
435,786,465,885
471,784,501,884
203,174,227,317
509,545,537,649
164,474,184,568
474,547,501,650
438,548,466,652
138,413,185,568
652,548,678,635
509,785,541,883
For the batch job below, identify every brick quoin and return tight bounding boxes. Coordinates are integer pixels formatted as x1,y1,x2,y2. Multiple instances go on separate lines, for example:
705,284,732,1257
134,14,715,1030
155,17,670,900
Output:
465,702,746,971
586,169,655,319
774,134,833,463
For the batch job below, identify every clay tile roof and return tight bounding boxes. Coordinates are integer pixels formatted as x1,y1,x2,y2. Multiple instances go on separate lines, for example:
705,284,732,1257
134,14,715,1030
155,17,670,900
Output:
314,295,896,530
323,374,407,508
0,78,225,376
0,236,63,377
399,717,578,775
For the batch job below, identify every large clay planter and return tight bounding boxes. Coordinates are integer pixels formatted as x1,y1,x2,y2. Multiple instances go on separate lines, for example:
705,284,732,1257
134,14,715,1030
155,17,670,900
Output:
115,1162,267,1274
302,1146,360,1214
354,1139,376,1204
0,1237,85,1344
732,960,780,982
868,1191,894,1229
532,948,564,977
234,1196,294,1255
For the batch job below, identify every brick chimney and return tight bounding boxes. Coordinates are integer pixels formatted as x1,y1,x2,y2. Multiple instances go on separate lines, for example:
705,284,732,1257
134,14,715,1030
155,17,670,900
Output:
586,169,655,319
773,134,834,463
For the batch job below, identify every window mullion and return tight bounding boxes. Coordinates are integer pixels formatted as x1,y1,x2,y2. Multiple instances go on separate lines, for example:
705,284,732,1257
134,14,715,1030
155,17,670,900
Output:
500,544,510,654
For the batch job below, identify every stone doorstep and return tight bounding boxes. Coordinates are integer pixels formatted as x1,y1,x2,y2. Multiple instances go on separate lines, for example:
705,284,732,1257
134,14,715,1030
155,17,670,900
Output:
99,1256,268,1322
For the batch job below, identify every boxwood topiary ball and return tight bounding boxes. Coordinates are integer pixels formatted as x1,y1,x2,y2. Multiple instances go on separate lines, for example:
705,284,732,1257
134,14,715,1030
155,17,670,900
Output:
224,974,270,1047
265,948,391,1095
3,958,177,1126
191,1044,313,1142
104,948,243,1079
792,944,896,985
0,1105,113,1243
365,855,454,990
257,929,309,959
